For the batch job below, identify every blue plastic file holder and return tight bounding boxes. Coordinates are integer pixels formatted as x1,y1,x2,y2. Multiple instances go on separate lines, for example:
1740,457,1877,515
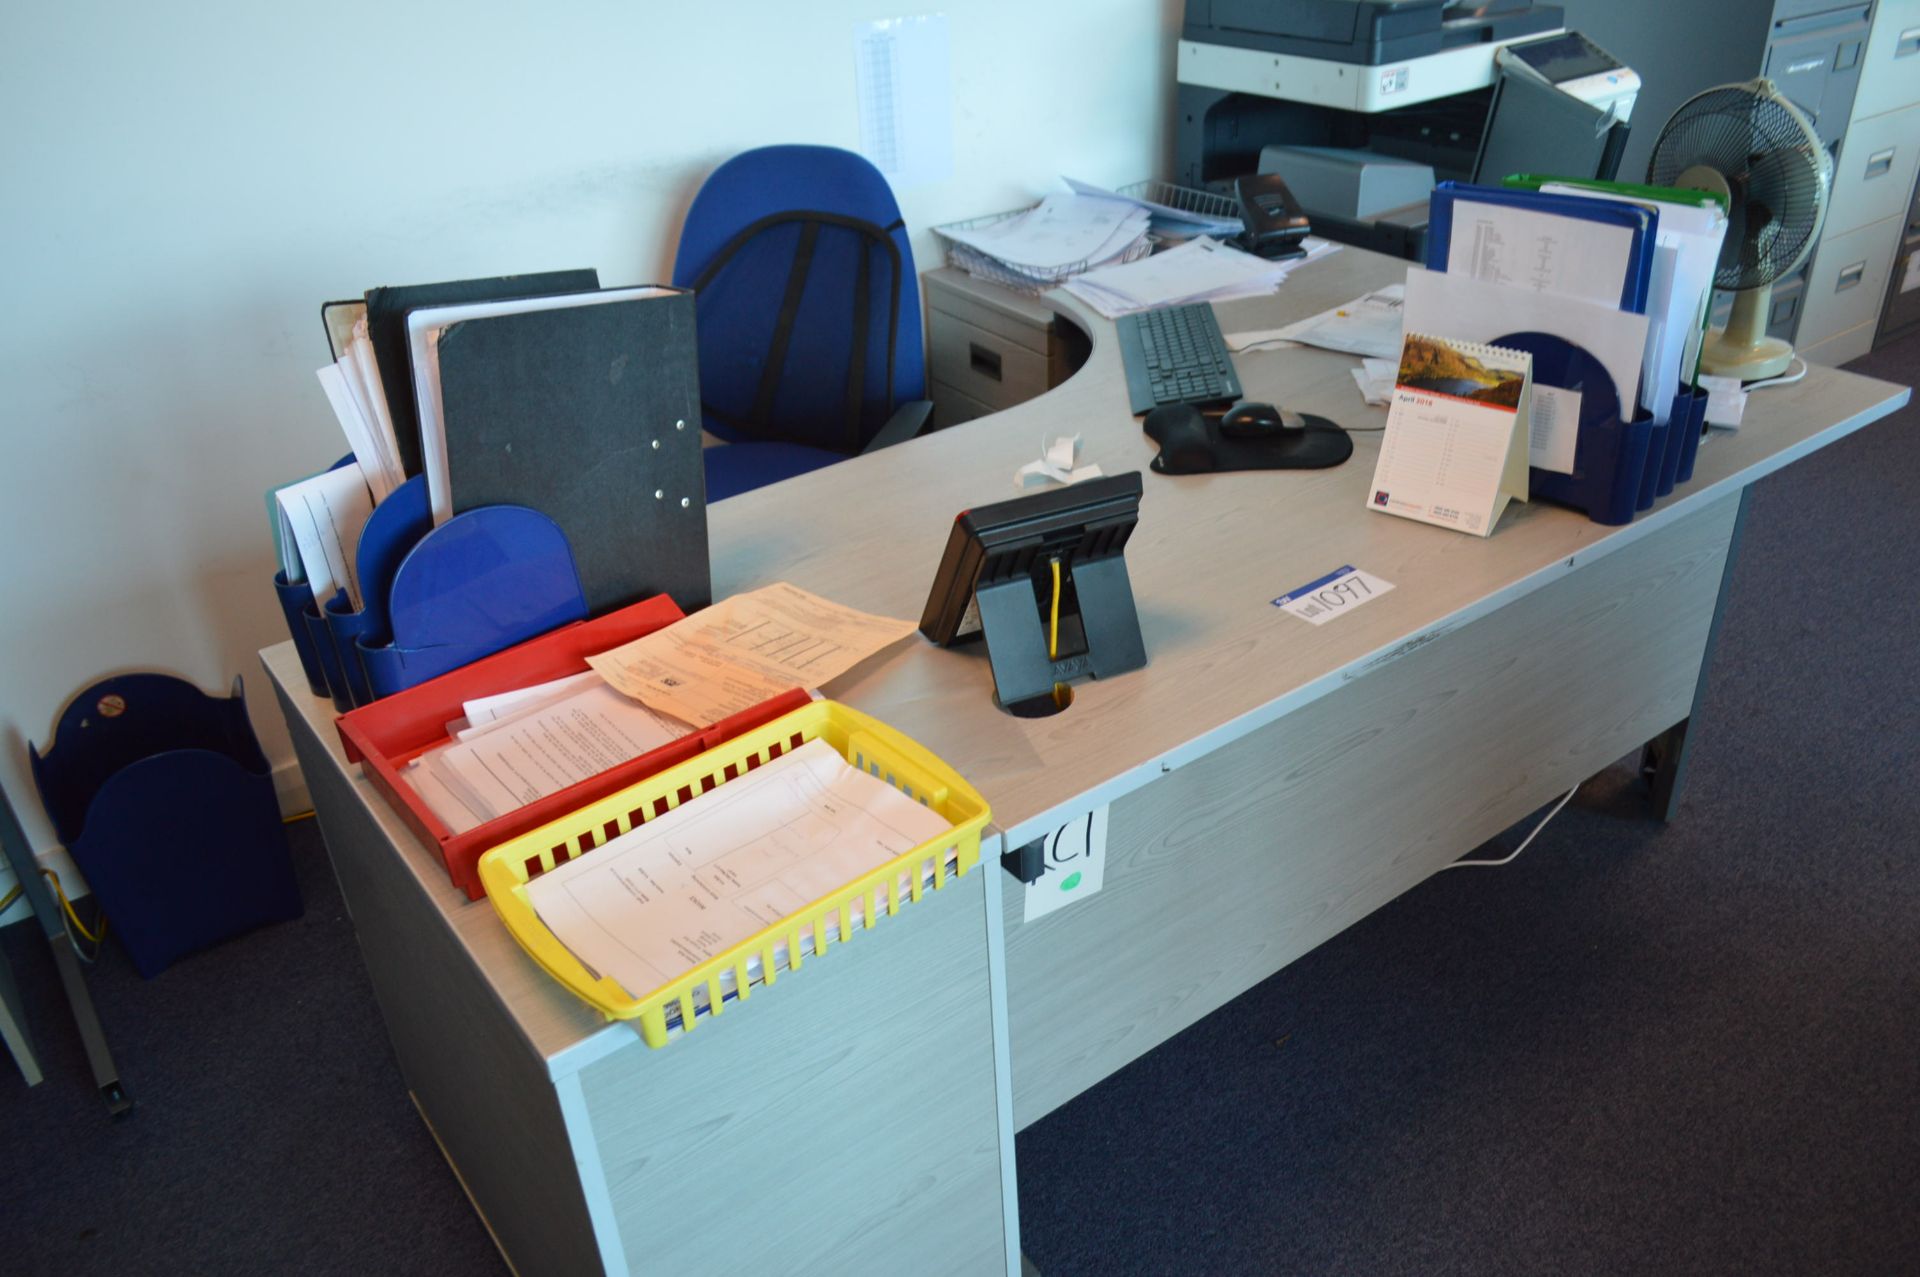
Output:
1673,385,1709,485
320,475,433,709
270,454,359,702
356,503,589,700
1637,418,1667,512
1499,331,1654,527
305,598,354,712
28,674,302,978
274,570,329,697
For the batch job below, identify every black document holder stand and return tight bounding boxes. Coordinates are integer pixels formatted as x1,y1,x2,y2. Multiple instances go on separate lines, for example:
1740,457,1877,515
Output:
974,552,1146,711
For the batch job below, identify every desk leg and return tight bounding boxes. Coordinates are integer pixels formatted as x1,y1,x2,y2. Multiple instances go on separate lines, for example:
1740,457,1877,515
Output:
1642,487,1752,823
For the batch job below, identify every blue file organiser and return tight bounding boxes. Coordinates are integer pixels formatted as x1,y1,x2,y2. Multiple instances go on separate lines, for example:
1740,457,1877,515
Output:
271,475,591,707
271,454,358,698
273,570,329,698
28,673,302,978
1427,183,1657,312
1496,332,1654,527
322,475,434,708
356,503,588,699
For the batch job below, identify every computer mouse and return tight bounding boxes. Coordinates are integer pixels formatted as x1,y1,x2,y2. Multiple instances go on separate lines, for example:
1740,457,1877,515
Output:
1143,403,1216,473
1219,401,1305,439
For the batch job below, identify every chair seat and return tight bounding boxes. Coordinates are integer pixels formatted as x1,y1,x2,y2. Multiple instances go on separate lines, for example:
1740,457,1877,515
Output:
703,440,846,502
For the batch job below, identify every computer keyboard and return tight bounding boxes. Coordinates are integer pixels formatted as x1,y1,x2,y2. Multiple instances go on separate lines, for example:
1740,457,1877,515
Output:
1116,302,1243,416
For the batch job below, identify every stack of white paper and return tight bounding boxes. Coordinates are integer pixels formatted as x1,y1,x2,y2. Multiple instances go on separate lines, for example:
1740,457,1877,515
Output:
271,463,375,609
940,193,1151,289
525,739,951,1007
315,317,406,502
1062,177,1244,238
1352,358,1398,405
1061,236,1339,319
406,679,691,834
1540,183,1729,426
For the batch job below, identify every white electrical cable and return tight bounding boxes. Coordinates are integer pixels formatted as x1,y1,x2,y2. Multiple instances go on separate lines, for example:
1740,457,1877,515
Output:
1441,784,1580,870
1743,358,1808,391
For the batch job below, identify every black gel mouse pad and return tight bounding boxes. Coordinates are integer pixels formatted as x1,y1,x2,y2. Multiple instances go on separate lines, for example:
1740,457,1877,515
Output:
1144,404,1353,474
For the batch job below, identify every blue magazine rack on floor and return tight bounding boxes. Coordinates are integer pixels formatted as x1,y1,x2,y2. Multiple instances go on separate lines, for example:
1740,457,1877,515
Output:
29,674,302,978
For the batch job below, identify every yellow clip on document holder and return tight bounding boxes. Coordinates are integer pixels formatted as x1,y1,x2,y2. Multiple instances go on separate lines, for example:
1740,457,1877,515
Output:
478,700,989,1047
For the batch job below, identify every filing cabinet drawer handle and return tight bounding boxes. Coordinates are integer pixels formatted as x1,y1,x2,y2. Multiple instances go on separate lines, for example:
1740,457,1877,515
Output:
1897,26,1919,57
1835,261,1866,292
969,341,1003,382
1865,148,1895,179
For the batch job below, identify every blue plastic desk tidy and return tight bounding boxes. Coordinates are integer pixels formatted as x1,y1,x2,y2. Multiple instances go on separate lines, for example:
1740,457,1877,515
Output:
319,474,433,708
273,570,329,697
355,503,589,699
269,453,358,699
1496,332,1653,527
28,674,301,978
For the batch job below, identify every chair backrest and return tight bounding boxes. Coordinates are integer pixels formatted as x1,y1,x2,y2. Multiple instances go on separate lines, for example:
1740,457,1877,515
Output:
672,145,924,456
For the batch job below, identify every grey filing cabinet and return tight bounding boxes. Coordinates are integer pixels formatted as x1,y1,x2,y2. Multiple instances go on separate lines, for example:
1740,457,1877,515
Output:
1800,0,1920,363
924,267,1091,428
1878,166,1920,344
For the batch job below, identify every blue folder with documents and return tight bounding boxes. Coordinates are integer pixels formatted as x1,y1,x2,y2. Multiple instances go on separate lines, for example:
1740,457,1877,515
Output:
1421,182,1666,525
1426,182,1658,314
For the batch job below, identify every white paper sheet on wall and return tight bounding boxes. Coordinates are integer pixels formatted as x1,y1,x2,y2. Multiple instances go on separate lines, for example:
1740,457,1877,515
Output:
853,15,953,189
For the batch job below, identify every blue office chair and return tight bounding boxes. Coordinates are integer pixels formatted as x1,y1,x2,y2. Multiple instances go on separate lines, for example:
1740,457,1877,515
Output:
672,145,933,501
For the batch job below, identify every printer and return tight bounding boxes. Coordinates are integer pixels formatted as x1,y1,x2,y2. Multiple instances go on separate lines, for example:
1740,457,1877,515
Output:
1175,0,1640,260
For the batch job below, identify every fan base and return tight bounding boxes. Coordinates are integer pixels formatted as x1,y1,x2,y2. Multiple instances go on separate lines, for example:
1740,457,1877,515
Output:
1699,331,1796,382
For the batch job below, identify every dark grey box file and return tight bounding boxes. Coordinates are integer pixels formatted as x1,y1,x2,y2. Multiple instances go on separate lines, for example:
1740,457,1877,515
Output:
433,289,711,614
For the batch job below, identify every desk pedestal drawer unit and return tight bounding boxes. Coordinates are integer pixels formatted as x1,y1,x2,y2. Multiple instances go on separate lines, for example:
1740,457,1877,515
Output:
924,267,1090,427
268,650,1015,1277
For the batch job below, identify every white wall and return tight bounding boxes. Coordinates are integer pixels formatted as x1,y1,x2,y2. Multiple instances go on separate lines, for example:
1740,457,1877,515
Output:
0,0,1181,912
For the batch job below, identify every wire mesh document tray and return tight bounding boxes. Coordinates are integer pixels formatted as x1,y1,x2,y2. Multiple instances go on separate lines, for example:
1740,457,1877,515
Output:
478,700,990,1047
934,180,1241,293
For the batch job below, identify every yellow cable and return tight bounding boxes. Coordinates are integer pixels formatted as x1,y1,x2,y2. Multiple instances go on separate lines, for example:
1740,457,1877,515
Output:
41,867,106,946
0,883,20,914
282,809,316,825
1048,557,1062,660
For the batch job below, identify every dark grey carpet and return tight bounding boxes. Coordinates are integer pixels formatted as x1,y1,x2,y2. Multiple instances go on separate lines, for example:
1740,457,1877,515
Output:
1015,334,1920,1276
0,335,1912,1276
0,820,504,1276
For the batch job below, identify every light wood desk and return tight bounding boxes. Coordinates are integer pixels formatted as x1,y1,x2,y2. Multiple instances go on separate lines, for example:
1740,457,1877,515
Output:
266,244,1908,1275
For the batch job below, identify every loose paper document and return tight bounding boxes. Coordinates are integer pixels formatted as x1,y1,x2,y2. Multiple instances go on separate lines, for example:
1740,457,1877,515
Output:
1352,358,1398,405
588,583,917,726
411,682,691,833
1402,266,1648,461
1447,197,1635,307
940,193,1150,279
1062,177,1243,238
526,739,951,1001
1543,183,1729,410
1062,236,1338,318
853,15,954,188
459,670,602,735
1229,284,1405,358
273,463,374,609
1015,433,1104,489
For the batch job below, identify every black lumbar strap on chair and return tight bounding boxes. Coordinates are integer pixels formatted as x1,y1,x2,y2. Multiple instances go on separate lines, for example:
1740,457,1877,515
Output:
691,210,907,454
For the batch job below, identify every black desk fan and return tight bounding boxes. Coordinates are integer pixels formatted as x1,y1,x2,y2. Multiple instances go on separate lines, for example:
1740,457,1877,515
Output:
1646,78,1832,382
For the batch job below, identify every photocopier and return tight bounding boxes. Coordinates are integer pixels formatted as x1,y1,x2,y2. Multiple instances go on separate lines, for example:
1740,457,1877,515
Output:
1174,0,1641,259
